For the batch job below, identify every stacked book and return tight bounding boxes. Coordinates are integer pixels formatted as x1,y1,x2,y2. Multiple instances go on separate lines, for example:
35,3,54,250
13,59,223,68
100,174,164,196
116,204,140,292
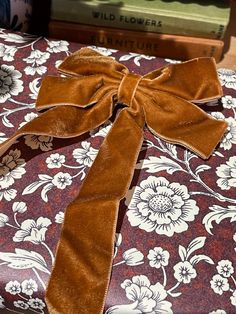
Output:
49,0,231,62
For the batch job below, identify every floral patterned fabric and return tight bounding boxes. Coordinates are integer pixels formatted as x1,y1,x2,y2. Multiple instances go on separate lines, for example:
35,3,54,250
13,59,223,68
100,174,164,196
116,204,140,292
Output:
0,28,236,314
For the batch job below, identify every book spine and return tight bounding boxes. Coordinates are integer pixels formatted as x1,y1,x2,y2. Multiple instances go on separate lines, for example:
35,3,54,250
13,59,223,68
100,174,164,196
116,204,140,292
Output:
48,21,224,62
51,0,227,39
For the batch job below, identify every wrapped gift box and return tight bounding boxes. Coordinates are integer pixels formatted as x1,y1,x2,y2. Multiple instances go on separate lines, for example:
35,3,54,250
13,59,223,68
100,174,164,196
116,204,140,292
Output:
0,28,236,313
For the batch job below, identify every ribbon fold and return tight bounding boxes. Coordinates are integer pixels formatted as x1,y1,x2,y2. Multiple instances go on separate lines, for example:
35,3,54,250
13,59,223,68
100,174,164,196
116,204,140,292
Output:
0,48,227,313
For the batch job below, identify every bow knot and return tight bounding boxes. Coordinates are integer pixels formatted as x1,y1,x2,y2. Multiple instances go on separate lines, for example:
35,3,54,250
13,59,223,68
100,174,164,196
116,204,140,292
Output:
117,72,142,106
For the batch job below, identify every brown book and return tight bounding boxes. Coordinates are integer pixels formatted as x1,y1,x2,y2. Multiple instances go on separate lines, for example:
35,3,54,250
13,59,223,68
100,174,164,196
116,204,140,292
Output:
49,20,224,62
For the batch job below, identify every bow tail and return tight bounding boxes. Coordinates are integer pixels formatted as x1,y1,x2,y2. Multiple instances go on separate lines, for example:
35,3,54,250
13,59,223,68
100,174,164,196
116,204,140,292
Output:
0,95,114,157
142,91,227,159
46,107,144,314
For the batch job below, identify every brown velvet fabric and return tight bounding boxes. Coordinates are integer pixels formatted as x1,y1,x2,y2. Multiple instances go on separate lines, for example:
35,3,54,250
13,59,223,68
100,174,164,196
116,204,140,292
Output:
0,48,228,313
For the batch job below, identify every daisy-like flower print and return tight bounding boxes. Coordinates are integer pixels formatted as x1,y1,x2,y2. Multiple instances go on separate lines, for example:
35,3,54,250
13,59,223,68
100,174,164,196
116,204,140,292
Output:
28,298,45,310
210,274,230,295
24,135,53,151
0,149,26,189
52,172,72,189
13,217,52,244
46,153,65,169
19,112,38,128
0,296,5,308
218,68,236,90
73,141,98,167
23,50,50,75
125,176,199,236
221,95,236,109
0,64,23,102
220,117,236,150
0,44,17,61
5,280,21,295
106,275,172,313
216,156,236,190
55,211,64,224
14,300,29,310
147,247,170,269
173,261,197,284
230,290,236,306
46,40,69,53
21,279,38,296
216,260,234,278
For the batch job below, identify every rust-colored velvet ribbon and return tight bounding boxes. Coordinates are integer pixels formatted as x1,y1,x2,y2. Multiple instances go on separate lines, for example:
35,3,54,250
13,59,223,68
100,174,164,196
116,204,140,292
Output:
0,48,228,313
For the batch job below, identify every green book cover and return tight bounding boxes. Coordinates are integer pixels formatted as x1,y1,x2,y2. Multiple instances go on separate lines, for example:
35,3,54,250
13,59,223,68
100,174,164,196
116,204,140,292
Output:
51,0,231,39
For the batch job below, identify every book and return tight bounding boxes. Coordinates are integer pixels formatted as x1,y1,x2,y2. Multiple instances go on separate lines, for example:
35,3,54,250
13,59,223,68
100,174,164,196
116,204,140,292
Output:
51,0,231,40
49,20,224,62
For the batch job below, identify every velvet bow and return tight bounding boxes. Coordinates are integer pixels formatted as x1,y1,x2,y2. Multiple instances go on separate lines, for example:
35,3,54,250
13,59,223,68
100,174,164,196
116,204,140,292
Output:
0,48,227,314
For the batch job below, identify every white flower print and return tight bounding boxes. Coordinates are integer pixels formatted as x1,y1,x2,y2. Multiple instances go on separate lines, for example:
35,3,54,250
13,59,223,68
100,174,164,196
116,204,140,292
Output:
216,260,234,278
24,135,53,151
90,120,112,137
211,112,225,121
14,300,29,310
23,50,50,75
220,117,236,150
209,310,227,314
106,275,173,313
52,172,72,189
21,279,38,296
0,132,7,144
230,290,236,306
55,211,64,224
0,149,26,189
46,153,65,169
46,40,69,53
0,295,5,308
221,95,236,109
0,44,17,61
88,46,117,56
210,274,230,295
0,64,23,102
12,201,27,213
216,156,236,190
5,280,21,295
218,68,236,90
19,112,38,128
0,213,9,227
122,248,144,266
27,298,45,310
173,261,197,284
73,141,98,167
119,53,155,66
0,187,17,201
13,217,52,244
125,176,199,236
147,247,170,269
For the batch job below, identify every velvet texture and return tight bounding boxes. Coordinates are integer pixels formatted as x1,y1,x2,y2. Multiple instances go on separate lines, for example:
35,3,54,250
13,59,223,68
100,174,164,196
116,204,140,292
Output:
0,48,228,313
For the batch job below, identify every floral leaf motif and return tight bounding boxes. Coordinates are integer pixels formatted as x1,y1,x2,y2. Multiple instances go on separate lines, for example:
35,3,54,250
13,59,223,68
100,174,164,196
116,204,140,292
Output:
203,205,236,235
38,174,53,181
41,183,54,202
166,143,178,158
29,78,41,100
0,249,48,273
186,237,206,259
139,156,183,174
2,114,14,128
178,245,187,261
22,181,48,195
195,165,211,175
190,254,214,265
0,33,29,43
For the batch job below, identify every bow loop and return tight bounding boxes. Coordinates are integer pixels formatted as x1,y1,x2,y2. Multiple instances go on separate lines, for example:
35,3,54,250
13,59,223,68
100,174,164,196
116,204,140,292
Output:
58,47,129,79
141,58,223,103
